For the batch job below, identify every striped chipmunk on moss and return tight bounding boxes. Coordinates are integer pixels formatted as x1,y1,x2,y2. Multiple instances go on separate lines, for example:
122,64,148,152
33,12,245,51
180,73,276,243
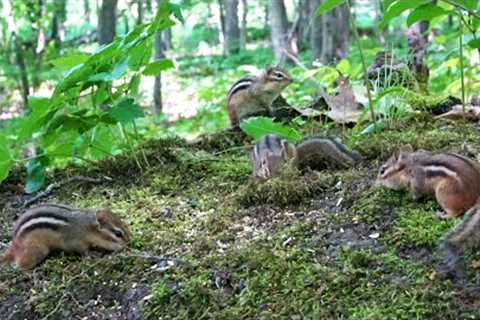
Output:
251,134,361,181
1,204,131,271
375,145,480,219
227,65,293,127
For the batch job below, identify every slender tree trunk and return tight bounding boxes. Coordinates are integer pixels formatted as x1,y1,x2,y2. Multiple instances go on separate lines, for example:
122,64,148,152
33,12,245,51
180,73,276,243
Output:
137,0,143,24
240,0,247,49
268,0,294,63
310,0,349,63
218,0,226,46
84,0,91,24
295,0,310,51
153,0,165,113
224,0,241,54
163,29,172,51
98,0,118,45
51,0,67,53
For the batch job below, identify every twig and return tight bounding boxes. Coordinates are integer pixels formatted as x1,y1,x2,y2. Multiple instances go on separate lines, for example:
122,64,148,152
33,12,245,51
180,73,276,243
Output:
23,176,112,207
282,49,308,71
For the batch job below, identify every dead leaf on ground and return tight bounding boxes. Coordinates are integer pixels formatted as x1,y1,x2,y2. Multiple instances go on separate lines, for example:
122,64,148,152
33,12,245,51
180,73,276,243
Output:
321,76,367,124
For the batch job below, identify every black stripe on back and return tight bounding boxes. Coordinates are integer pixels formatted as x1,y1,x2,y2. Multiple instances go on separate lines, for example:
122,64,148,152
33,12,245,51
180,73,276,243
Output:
17,222,62,238
444,153,478,171
14,211,70,236
227,76,255,97
425,169,450,179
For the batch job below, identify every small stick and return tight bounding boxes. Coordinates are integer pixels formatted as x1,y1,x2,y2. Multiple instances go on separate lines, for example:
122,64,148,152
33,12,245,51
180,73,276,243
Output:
23,176,112,208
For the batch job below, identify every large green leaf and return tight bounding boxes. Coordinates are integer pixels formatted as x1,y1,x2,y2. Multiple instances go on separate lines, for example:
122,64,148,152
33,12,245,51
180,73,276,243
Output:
315,0,346,16
467,38,480,49
143,59,174,76
89,58,129,82
0,134,13,183
379,0,430,29
240,117,303,143
407,3,447,27
107,99,144,124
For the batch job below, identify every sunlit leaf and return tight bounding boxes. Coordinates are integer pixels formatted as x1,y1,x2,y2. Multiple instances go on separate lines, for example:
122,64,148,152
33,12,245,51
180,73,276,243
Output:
379,0,430,29
240,117,303,142
143,59,174,75
50,53,89,70
25,157,47,194
0,134,13,183
315,0,346,16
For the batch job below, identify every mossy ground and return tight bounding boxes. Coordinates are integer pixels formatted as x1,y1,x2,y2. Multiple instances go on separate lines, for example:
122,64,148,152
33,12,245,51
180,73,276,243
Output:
2,120,480,319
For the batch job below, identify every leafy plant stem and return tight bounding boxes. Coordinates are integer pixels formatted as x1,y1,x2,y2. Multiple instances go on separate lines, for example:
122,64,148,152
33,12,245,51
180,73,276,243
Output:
440,0,480,19
120,123,143,172
132,120,151,168
459,18,466,113
346,0,376,124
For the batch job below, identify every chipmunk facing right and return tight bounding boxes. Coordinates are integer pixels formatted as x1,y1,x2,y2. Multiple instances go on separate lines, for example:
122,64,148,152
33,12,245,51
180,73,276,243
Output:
251,134,361,180
1,204,130,271
376,145,480,218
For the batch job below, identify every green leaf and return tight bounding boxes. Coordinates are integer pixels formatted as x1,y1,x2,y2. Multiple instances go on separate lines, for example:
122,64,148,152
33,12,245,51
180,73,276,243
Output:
240,117,303,142
169,3,185,23
50,53,89,70
379,0,430,29
315,0,346,16
447,0,476,10
89,58,129,82
468,38,480,49
143,59,174,76
25,157,48,194
406,3,447,27
107,99,144,124
0,134,13,183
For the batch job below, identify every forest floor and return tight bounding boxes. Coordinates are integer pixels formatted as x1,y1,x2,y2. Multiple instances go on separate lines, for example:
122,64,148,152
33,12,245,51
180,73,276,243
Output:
1,115,480,319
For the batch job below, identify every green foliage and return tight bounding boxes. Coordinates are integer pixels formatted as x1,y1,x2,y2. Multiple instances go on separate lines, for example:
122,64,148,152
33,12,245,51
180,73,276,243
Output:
315,0,346,16
239,117,303,143
0,2,180,188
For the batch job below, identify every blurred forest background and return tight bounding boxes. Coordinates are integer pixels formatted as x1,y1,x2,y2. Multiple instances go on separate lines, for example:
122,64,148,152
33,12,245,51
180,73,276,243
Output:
0,0,478,191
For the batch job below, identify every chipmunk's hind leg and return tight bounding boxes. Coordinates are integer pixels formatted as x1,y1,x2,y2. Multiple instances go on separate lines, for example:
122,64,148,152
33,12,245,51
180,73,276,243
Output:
15,239,51,271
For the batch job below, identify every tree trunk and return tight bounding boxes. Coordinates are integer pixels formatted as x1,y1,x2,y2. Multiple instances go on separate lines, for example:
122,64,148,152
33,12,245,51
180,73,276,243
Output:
310,0,349,64
153,0,165,113
98,0,118,45
84,0,90,24
137,0,143,25
218,0,226,46
51,0,67,53
163,29,172,51
295,0,310,51
223,0,241,54
240,0,247,49
268,0,294,63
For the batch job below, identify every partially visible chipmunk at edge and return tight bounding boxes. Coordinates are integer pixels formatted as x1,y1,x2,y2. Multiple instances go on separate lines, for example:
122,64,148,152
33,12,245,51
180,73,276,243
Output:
251,134,361,180
227,65,293,127
376,145,480,219
1,204,131,271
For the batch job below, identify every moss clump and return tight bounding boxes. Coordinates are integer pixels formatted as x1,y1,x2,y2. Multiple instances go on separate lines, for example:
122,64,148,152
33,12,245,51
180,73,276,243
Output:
405,91,461,114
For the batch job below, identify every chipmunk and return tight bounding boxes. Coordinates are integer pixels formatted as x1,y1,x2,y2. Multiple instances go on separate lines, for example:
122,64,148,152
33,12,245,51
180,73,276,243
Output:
436,205,480,280
251,134,361,180
0,204,130,271
376,145,480,218
227,65,293,127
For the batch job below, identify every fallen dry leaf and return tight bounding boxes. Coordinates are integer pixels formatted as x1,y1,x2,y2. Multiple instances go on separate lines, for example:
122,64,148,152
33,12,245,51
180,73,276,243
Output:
321,76,365,124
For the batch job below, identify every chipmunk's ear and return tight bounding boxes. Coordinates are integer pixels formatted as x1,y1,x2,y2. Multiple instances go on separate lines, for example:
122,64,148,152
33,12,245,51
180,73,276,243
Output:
95,208,113,226
265,64,273,72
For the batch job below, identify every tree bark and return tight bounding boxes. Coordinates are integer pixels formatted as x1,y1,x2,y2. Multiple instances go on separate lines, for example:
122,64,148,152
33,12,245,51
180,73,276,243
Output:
223,0,241,54
137,0,143,25
98,0,118,45
268,0,294,63
153,0,166,113
295,0,310,51
163,29,172,51
84,0,91,24
218,0,226,46
240,0,247,49
310,0,349,64
51,0,67,53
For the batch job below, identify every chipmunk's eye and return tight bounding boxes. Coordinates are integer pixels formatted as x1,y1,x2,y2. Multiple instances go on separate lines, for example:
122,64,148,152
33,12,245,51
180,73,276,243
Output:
379,165,387,175
112,228,124,239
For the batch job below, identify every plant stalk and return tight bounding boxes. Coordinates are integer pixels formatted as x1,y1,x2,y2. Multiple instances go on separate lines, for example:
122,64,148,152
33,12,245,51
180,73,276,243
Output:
346,0,376,123
459,18,466,113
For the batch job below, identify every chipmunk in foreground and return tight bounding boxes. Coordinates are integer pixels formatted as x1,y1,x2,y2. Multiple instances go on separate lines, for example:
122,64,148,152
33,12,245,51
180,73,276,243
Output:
227,65,293,127
1,204,130,271
376,145,480,218
251,134,361,180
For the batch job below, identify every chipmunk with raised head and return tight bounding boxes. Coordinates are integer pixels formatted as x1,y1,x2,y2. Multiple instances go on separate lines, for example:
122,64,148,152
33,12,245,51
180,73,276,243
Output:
1,204,130,271
227,65,293,127
376,145,480,218
251,134,361,180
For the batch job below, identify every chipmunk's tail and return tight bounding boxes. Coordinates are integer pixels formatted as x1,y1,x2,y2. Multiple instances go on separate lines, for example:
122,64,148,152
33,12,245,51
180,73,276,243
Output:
0,242,12,266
